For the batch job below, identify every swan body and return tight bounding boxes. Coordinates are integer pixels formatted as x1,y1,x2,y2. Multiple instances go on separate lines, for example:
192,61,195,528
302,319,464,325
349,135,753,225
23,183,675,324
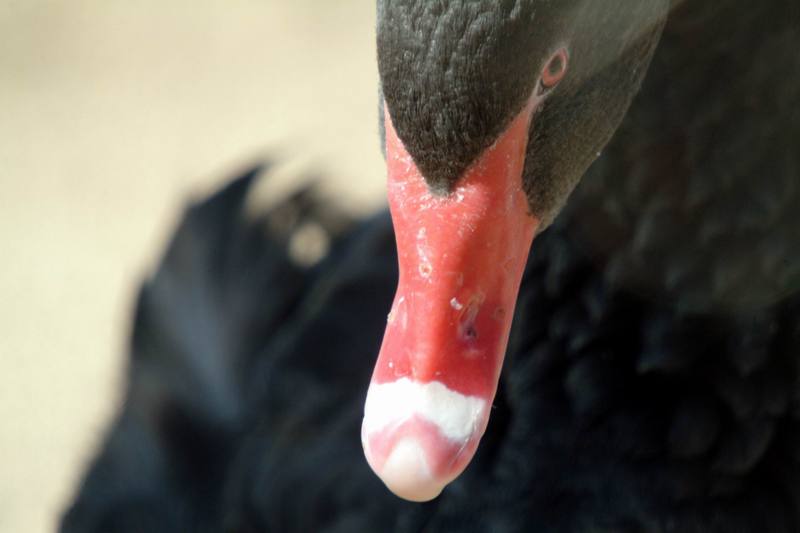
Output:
62,1,800,531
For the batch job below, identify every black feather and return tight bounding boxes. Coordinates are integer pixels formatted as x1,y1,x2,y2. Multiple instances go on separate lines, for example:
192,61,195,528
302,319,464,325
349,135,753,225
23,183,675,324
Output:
62,1,800,532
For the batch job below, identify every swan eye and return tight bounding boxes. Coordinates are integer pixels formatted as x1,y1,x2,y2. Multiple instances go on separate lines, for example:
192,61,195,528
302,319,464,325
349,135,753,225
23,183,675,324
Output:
540,48,569,90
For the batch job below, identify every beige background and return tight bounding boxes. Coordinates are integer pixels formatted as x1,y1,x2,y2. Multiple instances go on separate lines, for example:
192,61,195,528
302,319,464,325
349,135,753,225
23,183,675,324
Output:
0,3,385,532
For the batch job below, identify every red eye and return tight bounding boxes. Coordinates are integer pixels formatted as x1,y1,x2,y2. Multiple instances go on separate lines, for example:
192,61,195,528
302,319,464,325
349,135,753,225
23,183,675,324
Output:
541,48,569,90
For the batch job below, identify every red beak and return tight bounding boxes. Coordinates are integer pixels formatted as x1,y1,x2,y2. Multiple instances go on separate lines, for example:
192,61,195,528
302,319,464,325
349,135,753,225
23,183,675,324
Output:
362,98,541,501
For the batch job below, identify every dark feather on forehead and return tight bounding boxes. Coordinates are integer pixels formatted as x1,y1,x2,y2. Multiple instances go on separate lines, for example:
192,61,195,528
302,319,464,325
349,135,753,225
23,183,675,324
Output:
377,0,668,225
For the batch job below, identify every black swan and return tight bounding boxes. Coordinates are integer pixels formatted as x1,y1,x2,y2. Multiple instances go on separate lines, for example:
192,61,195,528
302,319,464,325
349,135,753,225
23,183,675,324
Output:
62,1,800,531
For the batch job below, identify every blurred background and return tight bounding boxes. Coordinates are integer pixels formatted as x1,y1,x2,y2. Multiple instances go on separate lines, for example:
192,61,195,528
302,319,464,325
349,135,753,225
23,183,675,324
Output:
0,2,385,531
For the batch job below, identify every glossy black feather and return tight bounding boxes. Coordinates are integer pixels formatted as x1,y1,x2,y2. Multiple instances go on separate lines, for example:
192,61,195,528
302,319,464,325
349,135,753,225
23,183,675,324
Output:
62,1,800,532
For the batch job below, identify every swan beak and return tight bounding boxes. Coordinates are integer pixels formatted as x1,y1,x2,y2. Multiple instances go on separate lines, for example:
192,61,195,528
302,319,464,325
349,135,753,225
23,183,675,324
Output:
362,101,540,501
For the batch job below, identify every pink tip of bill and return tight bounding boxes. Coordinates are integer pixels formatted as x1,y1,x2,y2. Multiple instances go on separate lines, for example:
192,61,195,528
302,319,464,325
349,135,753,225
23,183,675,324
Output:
361,378,488,501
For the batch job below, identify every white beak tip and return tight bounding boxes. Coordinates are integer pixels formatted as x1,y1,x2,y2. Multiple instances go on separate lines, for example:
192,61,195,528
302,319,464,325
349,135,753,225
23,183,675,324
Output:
368,438,446,502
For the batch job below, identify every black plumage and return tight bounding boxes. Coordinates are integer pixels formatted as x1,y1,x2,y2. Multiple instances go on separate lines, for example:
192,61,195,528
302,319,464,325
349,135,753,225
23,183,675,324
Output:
62,1,800,531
